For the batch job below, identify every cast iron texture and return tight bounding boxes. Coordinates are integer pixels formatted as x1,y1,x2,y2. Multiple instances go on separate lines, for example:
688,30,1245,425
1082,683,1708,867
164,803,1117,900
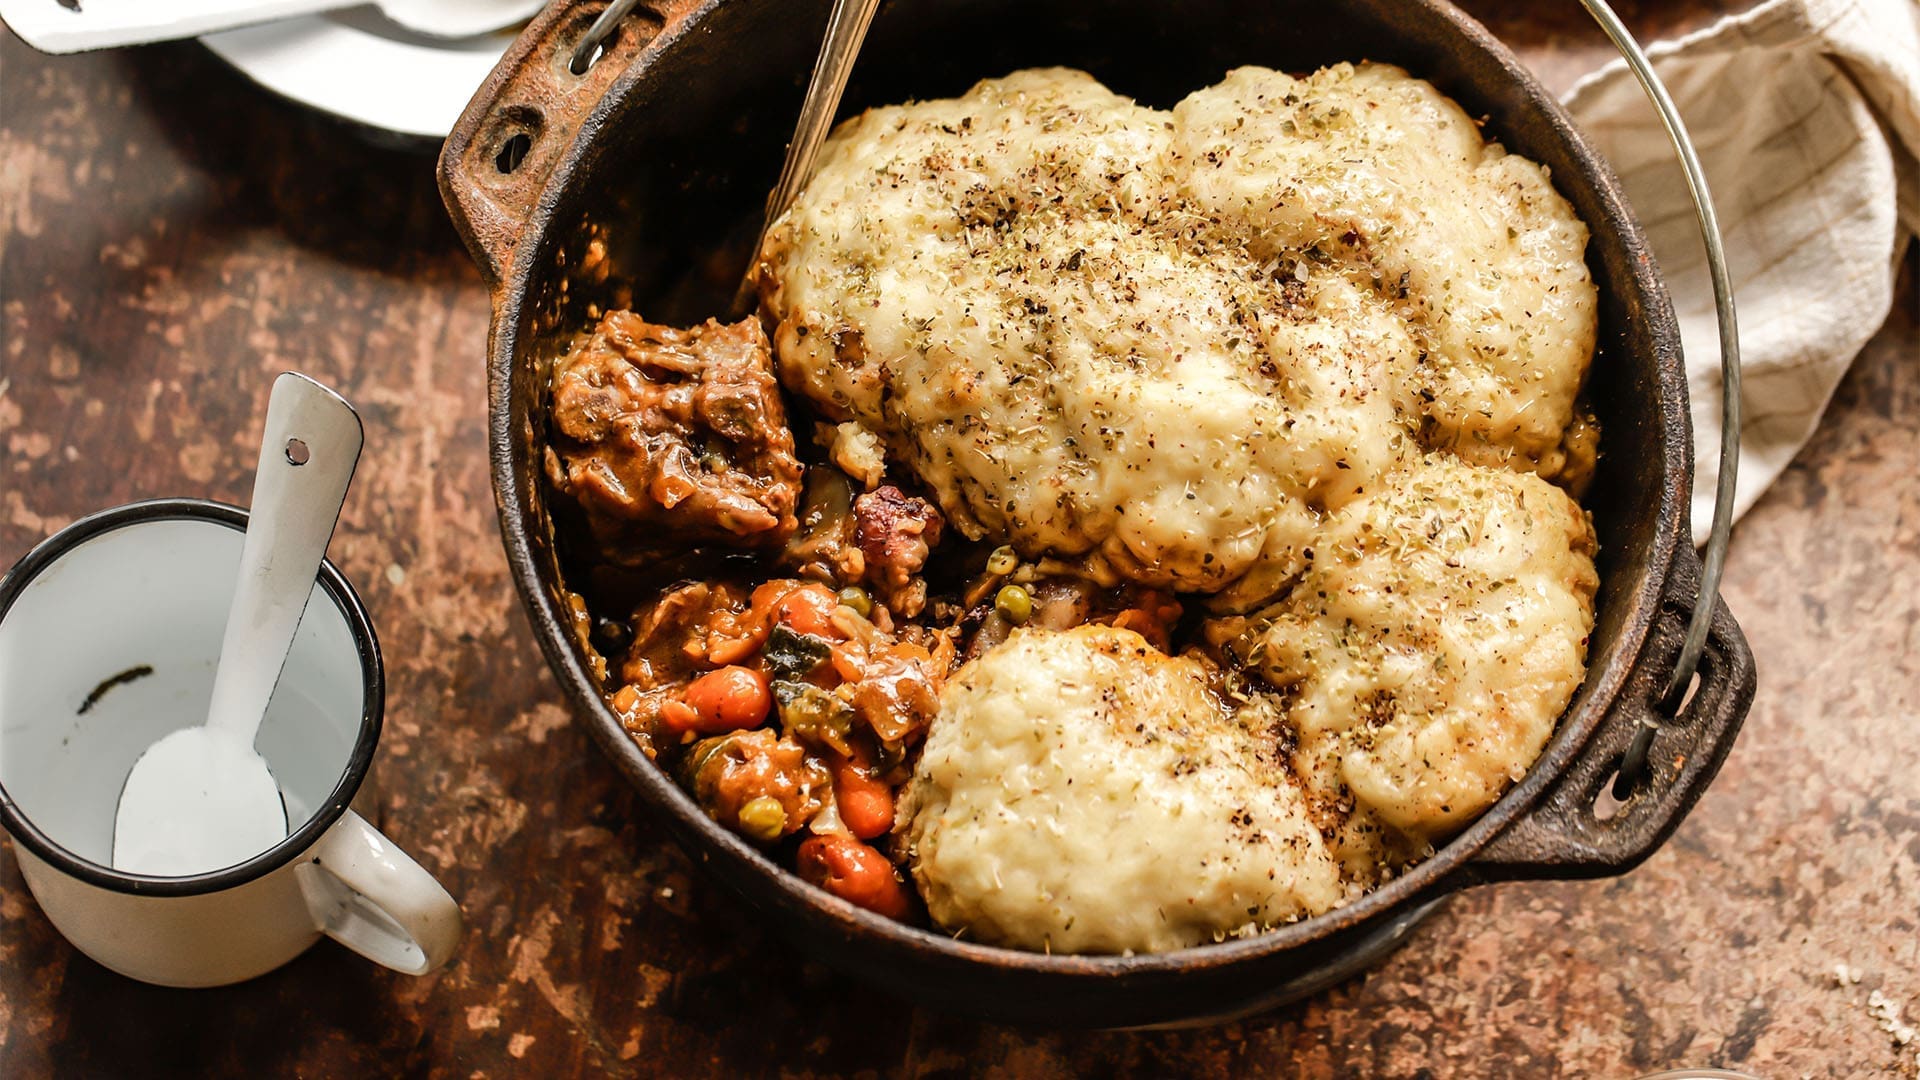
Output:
438,0,1758,1027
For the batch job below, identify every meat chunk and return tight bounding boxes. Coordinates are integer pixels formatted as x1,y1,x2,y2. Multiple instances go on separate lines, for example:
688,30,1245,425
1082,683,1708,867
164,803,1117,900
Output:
617,579,756,688
607,579,759,758
779,466,864,585
853,486,944,617
548,311,803,555
685,728,831,842
844,643,943,752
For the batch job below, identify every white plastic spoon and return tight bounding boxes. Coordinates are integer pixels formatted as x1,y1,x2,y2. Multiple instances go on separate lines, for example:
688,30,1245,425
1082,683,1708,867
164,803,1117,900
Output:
1,0,543,55
112,373,363,877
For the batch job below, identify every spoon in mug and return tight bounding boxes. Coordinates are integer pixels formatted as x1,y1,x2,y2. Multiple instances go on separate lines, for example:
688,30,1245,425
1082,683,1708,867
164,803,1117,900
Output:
112,373,363,877
0,0,544,55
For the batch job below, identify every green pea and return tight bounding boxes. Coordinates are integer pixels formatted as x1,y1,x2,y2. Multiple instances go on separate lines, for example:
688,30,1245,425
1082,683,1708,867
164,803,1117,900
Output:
995,584,1034,624
836,586,872,617
985,545,1019,576
737,796,788,842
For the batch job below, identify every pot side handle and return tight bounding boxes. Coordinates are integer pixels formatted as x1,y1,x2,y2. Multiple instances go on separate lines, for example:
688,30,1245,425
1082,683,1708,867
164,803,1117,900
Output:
1464,545,1756,883
436,0,669,287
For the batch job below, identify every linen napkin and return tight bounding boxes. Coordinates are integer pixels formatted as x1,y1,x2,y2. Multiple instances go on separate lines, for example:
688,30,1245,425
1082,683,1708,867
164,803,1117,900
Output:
1562,0,1920,544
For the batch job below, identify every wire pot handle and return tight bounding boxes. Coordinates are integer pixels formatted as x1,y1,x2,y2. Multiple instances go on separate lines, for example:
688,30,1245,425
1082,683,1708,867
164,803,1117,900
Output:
568,0,645,75
1576,0,1742,798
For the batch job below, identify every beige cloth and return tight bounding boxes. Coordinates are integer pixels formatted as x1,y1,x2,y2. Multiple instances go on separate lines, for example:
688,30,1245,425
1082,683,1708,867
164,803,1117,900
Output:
1564,0,1920,544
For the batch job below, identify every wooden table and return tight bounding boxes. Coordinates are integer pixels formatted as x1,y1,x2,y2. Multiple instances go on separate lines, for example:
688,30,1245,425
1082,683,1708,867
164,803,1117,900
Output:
2,2,1915,1075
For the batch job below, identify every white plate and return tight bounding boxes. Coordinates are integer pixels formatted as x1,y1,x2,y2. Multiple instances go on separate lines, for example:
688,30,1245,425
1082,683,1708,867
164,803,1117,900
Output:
201,8,519,141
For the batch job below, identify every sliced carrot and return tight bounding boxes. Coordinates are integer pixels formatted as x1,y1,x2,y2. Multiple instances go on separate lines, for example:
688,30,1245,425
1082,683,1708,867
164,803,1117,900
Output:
831,749,895,840
690,581,797,665
705,633,764,666
829,645,866,684
1112,608,1171,651
660,699,701,734
678,666,772,734
747,580,793,621
609,684,642,717
777,584,845,639
795,834,911,920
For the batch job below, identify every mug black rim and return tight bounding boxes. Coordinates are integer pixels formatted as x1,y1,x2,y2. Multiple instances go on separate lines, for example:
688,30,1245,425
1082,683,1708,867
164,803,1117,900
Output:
0,498,385,897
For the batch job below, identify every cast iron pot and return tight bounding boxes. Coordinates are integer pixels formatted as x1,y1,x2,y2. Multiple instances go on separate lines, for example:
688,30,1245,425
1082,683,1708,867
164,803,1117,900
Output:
438,0,1758,1027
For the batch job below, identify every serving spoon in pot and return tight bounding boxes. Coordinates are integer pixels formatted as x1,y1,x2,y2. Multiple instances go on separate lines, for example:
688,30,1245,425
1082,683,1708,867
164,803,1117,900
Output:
1,0,544,55
112,373,363,877
726,0,884,317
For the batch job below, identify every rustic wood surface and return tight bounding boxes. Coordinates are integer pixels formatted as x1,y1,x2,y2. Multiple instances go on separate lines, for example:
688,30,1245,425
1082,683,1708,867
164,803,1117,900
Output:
2,1,1916,1075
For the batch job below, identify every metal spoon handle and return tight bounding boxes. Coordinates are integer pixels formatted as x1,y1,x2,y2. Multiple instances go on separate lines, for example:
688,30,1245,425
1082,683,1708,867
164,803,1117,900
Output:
732,0,883,313
203,373,363,745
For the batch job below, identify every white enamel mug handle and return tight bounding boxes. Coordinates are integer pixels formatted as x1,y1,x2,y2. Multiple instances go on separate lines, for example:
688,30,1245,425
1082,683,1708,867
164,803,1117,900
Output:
297,810,461,975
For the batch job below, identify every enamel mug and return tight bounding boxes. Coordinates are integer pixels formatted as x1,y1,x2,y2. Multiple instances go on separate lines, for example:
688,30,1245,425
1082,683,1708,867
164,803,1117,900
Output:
0,499,461,987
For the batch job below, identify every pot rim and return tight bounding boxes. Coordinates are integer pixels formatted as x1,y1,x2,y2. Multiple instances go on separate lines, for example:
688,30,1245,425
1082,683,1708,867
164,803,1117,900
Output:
471,0,1688,977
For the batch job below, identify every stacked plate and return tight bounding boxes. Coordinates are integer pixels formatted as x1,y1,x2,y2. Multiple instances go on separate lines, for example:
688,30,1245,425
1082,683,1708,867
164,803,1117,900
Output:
202,8,515,140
